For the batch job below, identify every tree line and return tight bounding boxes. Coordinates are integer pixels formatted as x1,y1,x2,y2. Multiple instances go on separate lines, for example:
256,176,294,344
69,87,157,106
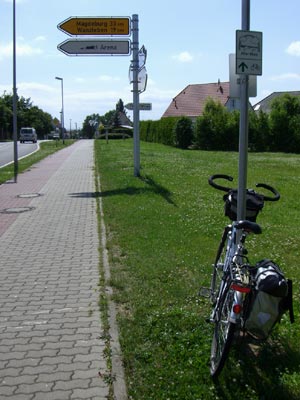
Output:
81,99,132,139
0,92,54,140
140,93,300,153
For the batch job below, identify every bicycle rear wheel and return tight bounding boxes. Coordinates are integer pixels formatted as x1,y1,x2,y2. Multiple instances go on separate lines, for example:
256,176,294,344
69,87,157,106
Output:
210,285,235,378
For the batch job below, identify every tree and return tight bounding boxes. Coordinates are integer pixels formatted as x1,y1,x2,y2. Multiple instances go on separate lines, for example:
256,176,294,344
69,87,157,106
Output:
195,98,232,150
0,92,54,139
226,110,239,151
100,110,116,127
173,117,193,149
0,98,12,140
116,98,126,114
269,94,300,152
249,110,270,152
27,107,53,136
81,99,132,135
82,113,101,139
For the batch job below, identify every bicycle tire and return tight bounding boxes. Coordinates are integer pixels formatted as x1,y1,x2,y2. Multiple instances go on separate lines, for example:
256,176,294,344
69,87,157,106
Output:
210,285,236,378
210,228,230,304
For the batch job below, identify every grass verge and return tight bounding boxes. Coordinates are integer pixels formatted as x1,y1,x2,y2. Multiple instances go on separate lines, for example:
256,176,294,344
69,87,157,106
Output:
0,140,75,184
94,139,300,400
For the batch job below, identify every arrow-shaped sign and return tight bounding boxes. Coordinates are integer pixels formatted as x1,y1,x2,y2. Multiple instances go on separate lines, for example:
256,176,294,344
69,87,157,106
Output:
125,103,152,111
58,39,131,56
58,16,131,36
238,62,248,72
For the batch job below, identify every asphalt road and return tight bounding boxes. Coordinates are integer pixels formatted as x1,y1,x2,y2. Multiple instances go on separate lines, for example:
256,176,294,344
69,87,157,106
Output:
0,141,39,167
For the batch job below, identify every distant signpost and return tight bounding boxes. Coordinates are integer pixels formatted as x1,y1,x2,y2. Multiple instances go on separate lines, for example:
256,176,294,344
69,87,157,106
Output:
125,103,152,111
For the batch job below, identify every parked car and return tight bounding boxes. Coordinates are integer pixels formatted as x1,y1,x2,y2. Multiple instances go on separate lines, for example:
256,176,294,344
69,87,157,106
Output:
20,127,37,143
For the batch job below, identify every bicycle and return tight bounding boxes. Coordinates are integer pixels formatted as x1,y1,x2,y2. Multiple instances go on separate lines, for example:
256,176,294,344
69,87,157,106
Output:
203,174,294,379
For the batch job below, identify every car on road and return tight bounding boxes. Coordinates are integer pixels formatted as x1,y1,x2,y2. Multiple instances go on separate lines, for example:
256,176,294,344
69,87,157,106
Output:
20,127,37,143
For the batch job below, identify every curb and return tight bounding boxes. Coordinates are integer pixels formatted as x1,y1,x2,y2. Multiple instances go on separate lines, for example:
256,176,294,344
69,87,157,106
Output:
97,174,128,400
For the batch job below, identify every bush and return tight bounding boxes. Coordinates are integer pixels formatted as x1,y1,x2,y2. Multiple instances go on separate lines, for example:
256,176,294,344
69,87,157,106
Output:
140,94,300,153
173,117,194,149
269,94,300,152
195,98,234,150
140,118,179,145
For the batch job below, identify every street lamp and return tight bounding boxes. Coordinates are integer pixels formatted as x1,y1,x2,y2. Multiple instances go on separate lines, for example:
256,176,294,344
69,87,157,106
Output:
55,76,65,144
13,0,18,182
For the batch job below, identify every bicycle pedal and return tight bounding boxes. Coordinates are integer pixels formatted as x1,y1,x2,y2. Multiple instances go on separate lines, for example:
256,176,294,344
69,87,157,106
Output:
199,287,211,298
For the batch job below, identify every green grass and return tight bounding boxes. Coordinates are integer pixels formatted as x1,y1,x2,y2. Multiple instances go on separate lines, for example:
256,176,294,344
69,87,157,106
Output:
0,140,76,184
95,139,300,400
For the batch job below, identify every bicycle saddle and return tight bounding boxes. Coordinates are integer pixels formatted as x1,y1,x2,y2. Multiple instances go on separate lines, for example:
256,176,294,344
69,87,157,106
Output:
235,220,262,234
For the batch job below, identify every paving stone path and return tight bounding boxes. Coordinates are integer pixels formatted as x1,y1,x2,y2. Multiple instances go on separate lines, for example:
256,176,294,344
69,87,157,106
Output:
0,140,110,399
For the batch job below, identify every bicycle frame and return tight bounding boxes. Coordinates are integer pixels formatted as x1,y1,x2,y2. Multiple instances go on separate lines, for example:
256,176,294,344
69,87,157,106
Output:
211,223,251,326
207,174,282,378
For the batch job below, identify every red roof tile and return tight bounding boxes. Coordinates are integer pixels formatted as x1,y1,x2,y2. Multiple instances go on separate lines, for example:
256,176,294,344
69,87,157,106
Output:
162,82,230,118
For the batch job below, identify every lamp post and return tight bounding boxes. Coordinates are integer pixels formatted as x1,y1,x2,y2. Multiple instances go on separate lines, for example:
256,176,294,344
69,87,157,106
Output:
55,77,65,144
13,0,18,182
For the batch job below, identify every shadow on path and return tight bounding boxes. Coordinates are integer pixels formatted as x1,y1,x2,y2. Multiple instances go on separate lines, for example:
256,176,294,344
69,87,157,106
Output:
69,174,177,206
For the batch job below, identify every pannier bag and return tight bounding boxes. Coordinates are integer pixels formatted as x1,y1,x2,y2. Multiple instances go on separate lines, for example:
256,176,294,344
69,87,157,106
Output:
245,259,294,339
223,189,264,222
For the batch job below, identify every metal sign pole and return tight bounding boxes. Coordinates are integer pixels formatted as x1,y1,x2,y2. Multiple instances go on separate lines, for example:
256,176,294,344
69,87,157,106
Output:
237,0,250,221
132,14,140,177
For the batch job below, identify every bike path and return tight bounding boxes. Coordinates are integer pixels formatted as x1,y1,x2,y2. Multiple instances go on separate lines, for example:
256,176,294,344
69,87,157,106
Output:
0,140,110,399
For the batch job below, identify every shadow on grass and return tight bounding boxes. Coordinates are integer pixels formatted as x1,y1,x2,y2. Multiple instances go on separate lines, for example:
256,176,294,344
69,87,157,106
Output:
213,334,300,400
69,174,176,206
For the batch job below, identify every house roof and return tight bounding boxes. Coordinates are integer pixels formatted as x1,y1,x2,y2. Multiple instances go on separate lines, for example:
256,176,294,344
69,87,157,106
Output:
162,81,230,118
253,91,300,113
118,111,133,127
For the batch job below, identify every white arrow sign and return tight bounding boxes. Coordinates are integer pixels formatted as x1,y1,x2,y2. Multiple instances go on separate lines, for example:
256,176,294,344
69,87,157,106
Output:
236,30,262,75
58,39,131,56
125,103,152,111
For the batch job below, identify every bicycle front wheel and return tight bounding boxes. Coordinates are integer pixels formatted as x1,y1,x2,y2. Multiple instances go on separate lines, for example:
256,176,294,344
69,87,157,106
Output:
210,286,235,378
210,226,231,304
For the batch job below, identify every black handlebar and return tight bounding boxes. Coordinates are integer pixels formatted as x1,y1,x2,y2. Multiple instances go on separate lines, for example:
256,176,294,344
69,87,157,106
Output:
255,183,280,201
208,174,280,201
208,174,234,192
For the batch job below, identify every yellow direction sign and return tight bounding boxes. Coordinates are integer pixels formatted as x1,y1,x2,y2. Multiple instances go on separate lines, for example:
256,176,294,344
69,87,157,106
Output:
58,16,131,37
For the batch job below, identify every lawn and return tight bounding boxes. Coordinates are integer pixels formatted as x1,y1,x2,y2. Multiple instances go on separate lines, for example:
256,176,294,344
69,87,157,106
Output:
0,140,75,184
95,139,300,400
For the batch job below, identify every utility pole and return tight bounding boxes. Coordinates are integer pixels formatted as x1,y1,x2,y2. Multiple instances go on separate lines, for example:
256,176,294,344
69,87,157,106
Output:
55,77,65,144
13,0,18,182
237,0,250,221
132,14,140,177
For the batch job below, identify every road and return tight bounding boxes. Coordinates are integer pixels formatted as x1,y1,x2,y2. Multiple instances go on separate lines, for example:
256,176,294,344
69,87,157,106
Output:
0,141,39,167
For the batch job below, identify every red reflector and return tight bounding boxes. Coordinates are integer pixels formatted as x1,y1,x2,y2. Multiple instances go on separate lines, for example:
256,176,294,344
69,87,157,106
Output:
231,283,251,293
233,304,242,314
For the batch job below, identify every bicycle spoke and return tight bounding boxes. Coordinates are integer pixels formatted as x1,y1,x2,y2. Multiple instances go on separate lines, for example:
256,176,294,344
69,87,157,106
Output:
210,287,235,378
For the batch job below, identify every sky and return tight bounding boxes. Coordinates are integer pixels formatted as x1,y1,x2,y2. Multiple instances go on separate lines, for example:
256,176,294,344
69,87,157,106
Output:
1,0,300,130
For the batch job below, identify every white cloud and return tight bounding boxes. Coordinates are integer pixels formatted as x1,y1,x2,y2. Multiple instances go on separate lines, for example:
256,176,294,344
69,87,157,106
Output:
34,36,47,42
269,72,300,81
0,78,176,123
97,75,121,82
74,77,86,83
4,0,27,3
18,82,55,92
0,41,43,58
286,41,300,56
172,51,194,63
